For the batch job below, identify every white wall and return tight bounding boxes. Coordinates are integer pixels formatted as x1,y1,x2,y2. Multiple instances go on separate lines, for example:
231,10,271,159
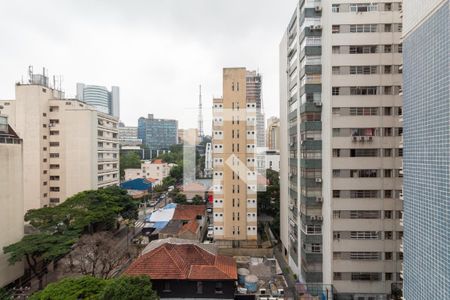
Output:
0,141,24,286
404,0,447,36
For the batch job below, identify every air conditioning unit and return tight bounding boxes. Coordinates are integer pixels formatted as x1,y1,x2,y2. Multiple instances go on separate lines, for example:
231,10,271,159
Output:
352,136,358,142
314,101,322,107
314,25,323,30
368,136,373,142
315,5,322,11
317,216,323,221
316,197,323,203
315,178,322,183
309,25,315,31
359,136,365,142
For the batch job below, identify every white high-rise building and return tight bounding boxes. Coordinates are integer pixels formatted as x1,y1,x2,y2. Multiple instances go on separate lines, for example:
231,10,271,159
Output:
280,1,403,299
76,83,120,118
0,73,120,212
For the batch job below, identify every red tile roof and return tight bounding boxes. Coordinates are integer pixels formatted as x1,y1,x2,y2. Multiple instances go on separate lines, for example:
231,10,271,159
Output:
124,242,237,280
173,205,206,221
179,220,199,235
152,159,164,164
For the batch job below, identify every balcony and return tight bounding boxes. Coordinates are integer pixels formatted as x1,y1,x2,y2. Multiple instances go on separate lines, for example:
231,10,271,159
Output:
305,74,322,84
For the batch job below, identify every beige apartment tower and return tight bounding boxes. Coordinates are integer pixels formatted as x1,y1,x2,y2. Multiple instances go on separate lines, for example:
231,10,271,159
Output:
0,73,119,212
212,68,258,248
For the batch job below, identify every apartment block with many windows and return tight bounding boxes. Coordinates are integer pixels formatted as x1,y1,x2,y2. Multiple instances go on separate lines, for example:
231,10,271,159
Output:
0,75,119,212
212,68,258,248
280,1,403,299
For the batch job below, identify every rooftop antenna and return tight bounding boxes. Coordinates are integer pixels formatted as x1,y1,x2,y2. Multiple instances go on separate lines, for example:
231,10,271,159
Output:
198,85,204,139
28,66,33,83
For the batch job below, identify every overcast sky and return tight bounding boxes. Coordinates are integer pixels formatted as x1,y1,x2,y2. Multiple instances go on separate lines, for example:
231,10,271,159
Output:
0,0,296,132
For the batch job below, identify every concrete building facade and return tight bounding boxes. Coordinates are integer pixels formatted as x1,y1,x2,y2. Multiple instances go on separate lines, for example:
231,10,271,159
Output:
212,68,258,248
266,116,280,150
280,1,403,299
0,116,24,287
124,159,174,183
118,125,142,146
76,83,120,118
0,76,119,211
402,1,450,299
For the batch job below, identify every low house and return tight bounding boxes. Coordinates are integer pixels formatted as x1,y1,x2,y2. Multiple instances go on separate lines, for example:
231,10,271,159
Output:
124,159,175,183
158,204,207,241
124,238,237,299
181,182,207,201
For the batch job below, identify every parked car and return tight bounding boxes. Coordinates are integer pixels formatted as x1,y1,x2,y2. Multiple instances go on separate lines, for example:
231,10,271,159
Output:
207,229,214,239
206,207,212,214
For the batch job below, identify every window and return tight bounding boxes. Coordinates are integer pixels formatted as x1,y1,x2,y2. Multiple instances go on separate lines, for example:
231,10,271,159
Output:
50,187,60,192
384,169,393,177
384,190,393,198
350,24,377,33
49,198,60,204
332,67,340,74
50,153,59,158
385,273,393,281
384,65,392,74
215,282,223,294
332,25,340,33
332,4,340,12
350,87,377,95
349,66,377,74
349,45,377,54
163,282,171,292
350,231,379,240
332,46,340,54
385,252,393,260
384,45,392,53
384,231,393,240
385,3,392,11
351,273,381,281
384,210,393,219
197,282,203,294
332,87,340,95
50,176,60,181
384,149,392,157
311,244,322,253
49,142,60,147
385,24,392,32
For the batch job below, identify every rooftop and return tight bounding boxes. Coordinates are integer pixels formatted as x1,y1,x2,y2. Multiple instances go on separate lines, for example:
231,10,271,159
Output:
124,239,237,280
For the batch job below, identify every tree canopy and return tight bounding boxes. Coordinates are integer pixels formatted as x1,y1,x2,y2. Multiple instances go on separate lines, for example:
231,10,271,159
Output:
101,276,158,300
120,151,142,179
29,276,158,300
257,169,280,237
4,187,137,290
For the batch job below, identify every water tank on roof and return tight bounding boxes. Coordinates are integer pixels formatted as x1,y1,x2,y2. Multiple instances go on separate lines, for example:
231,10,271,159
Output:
238,268,250,285
244,274,258,293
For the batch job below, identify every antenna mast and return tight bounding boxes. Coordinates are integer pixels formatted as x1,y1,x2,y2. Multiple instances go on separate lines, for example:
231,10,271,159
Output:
198,85,204,139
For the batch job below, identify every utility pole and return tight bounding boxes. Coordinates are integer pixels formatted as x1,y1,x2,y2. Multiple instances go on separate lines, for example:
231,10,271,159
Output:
198,85,204,140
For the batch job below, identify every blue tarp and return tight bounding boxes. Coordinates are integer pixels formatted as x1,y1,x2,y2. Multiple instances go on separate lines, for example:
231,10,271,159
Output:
120,178,152,191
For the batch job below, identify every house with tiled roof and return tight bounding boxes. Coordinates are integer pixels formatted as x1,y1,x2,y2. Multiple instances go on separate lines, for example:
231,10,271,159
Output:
124,238,237,299
158,204,207,241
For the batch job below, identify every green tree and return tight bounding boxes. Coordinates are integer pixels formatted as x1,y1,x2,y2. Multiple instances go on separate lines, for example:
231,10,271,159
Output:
257,170,280,237
29,276,158,300
25,187,137,234
101,276,158,300
0,288,11,300
29,276,108,300
192,194,204,204
173,193,187,204
169,165,183,182
120,152,142,179
4,232,79,290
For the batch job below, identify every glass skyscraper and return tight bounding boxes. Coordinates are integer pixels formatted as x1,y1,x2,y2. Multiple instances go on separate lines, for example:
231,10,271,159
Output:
76,83,120,118
403,1,450,299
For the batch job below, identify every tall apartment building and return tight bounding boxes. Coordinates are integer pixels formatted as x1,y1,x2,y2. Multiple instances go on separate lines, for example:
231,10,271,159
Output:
138,114,178,154
280,1,403,299
76,83,120,118
0,75,119,212
402,1,450,299
0,116,24,287
212,68,258,248
266,116,280,150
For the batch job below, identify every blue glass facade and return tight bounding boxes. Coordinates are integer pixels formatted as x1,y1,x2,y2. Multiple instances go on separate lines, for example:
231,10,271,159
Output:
138,115,178,152
403,3,450,299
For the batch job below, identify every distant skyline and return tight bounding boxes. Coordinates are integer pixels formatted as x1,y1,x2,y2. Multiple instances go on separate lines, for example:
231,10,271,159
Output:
0,0,296,133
